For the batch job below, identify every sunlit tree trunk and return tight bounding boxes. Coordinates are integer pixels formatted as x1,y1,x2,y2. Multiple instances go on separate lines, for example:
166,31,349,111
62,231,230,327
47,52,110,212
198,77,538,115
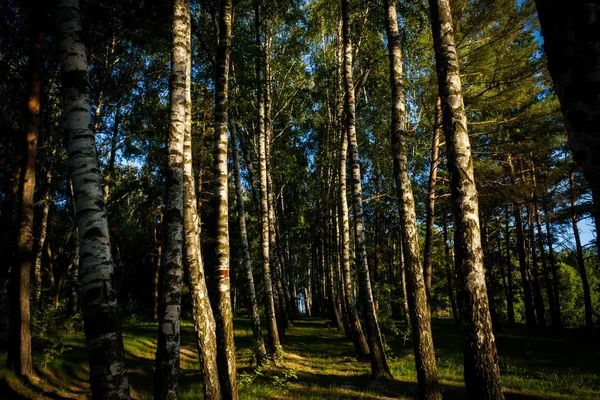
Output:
429,0,504,397
569,170,593,330
56,0,130,397
212,0,237,396
255,0,280,356
385,1,439,396
343,0,392,381
7,14,43,377
154,0,189,396
232,126,267,366
183,11,221,396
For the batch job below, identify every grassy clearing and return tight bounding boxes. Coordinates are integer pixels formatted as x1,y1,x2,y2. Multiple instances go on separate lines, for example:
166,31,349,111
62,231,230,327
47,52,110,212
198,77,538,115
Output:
1,317,598,399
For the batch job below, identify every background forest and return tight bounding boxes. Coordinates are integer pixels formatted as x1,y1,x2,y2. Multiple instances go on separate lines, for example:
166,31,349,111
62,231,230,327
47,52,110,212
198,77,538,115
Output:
1,0,599,399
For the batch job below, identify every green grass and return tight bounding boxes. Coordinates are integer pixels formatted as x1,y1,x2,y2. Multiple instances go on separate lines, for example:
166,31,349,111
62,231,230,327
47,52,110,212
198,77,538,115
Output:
1,317,598,399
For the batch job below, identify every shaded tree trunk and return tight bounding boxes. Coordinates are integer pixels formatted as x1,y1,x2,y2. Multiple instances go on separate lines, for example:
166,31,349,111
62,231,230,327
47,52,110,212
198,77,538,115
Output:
343,0,392,381
154,0,189,397
534,1,600,255
503,208,515,326
543,201,562,328
441,213,459,325
7,16,44,377
56,0,130,397
569,170,593,330
34,169,52,306
429,0,504,397
385,1,439,396
423,97,442,300
232,125,267,366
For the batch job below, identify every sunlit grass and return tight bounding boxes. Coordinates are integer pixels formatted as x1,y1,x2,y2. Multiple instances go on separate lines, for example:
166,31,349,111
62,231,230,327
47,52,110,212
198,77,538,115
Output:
1,316,598,399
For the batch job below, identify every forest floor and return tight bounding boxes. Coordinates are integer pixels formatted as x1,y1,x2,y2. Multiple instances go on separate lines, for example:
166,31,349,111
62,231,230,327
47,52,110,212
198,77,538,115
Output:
1,316,599,399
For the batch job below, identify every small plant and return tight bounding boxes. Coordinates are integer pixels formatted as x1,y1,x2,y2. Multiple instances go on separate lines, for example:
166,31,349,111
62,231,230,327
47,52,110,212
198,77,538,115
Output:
272,368,298,394
42,341,72,370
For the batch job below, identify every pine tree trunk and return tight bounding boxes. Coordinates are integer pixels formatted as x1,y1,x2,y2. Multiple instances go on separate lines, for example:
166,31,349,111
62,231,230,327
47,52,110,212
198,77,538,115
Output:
508,157,536,329
212,0,237,396
343,0,392,381
7,16,43,377
385,1,439,395
534,1,600,255
526,205,545,327
423,97,442,300
255,1,280,355
154,0,189,397
503,208,515,326
429,0,504,397
232,126,267,366
543,202,561,328
569,171,593,330
56,1,130,397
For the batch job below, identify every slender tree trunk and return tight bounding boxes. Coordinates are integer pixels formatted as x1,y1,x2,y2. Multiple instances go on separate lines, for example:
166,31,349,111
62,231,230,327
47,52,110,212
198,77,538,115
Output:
423,97,442,300
343,0,391,381
569,171,593,330
385,1,439,396
255,0,280,355
441,213,460,324
154,0,189,397
398,236,412,331
34,169,52,306
212,0,237,396
503,208,515,326
543,201,561,328
56,1,130,397
531,163,558,329
232,126,267,366
183,16,221,397
534,1,600,255
526,205,545,327
7,16,43,377
429,0,504,397
508,157,536,329
103,106,120,204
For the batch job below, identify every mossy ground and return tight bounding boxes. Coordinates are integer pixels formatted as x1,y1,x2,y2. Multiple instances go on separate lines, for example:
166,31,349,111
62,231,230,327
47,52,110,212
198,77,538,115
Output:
1,317,598,399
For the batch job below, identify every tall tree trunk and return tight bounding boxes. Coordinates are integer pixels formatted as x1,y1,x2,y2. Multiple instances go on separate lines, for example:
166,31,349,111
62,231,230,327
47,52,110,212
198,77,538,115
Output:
531,163,558,329
508,157,536,329
212,0,237,396
56,1,130,397
343,0,392,381
569,171,593,330
7,15,43,377
385,1,439,396
441,213,459,324
103,106,120,204
232,126,267,366
543,201,561,328
255,0,280,355
429,0,504,398
423,97,442,300
526,205,545,327
183,17,221,397
503,208,515,326
534,1,600,255
34,169,52,306
154,0,189,397
398,236,412,332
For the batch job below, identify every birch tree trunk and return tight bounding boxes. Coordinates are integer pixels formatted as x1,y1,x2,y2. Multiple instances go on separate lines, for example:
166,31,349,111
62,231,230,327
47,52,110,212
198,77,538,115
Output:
429,0,504,397
154,0,189,397
385,1,439,397
182,9,221,396
255,0,280,356
212,0,238,397
343,0,391,381
232,125,267,366
7,14,43,377
56,1,130,397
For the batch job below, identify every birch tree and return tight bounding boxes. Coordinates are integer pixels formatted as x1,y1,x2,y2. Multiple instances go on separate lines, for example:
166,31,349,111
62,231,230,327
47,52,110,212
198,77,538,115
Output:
56,0,130,397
